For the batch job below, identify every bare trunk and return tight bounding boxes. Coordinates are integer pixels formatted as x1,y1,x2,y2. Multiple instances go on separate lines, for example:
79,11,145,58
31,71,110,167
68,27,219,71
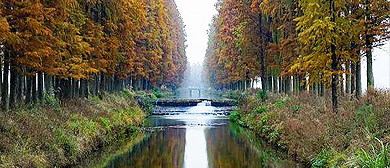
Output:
346,62,351,94
38,72,44,100
9,64,17,108
26,74,32,103
2,49,9,110
44,74,53,95
79,79,86,99
356,58,362,99
351,63,356,95
330,0,338,113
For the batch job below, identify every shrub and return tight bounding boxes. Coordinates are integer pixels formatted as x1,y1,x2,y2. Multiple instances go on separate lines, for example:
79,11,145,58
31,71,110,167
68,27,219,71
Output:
154,91,162,99
229,110,241,123
254,105,268,114
225,90,240,100
56,130,77,159
44,93,61,109
274,98,291,109
99,117,112,132
121,89,136,99
256,89,265,100
67,114,100,139
292,104,300,113
350,138,390,168
311,150,333,168
356,104,379,134
273,100,284,108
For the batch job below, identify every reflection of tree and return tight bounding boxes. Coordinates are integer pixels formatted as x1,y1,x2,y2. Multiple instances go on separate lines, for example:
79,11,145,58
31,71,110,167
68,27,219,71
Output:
106,128,186,168
205,124,300,168
205,126,265,168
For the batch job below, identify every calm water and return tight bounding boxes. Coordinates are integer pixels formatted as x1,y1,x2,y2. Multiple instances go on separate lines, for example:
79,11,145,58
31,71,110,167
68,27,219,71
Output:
104,102,301,168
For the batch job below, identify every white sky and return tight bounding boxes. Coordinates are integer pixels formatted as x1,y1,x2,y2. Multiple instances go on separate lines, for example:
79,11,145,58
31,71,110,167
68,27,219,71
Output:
363,41,390,90
175,0,390,89
175,0,218,65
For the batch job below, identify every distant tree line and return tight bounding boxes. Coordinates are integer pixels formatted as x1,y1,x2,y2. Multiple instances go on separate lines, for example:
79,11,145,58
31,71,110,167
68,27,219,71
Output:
0,0,187,110
204,0,389,111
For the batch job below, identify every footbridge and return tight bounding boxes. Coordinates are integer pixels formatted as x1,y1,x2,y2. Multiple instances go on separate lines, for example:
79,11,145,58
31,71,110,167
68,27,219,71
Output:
152,99,237,107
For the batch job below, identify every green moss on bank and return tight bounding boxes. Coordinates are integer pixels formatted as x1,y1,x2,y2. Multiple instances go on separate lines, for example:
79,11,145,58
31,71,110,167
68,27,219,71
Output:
232,89,390,167
0,89,154,168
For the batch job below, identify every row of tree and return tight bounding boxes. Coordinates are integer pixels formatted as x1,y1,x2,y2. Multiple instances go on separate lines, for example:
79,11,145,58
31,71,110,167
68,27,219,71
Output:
204,0,389,111
0,0,187,110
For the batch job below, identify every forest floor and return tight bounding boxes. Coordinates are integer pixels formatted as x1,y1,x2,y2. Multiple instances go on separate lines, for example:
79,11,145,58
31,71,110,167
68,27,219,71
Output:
225,89,390,167
0,89,172,168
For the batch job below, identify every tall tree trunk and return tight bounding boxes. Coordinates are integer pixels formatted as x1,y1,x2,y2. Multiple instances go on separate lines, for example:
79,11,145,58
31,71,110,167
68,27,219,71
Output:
273,76,278,93
44,74,53,95
108,76,113,92
330,0,338,112
2,49,9,110
366,35,374,88
130,77,133,90
132,78,136,90
38,72,43,100
279,77,282,93
143,77,147,91
346,62,351,94
259,14,267,101
32,73,37,102
286,76,291,94
54,77,60,99
100,72,105,92
351,63,356,95
331,45,339,112
300,76,306,92
340,74,344,96
26,74,32,103
18,72,24,101
86,80,91,99
61,79,71,99
356,58,362,99
73,79,79,98
293,76,297,94
114,75,119,91
268,69,273,92
79,79,86,99
9,64,17,108
0,56,2,97
69,78,74,98
93,74,98,96
365,0,374,89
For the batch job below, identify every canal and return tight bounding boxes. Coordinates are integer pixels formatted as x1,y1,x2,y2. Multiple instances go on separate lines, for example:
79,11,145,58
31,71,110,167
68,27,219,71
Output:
101,101,302,168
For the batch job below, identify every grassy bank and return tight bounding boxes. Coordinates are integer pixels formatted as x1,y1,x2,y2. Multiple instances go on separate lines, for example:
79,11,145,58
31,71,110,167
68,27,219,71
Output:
228,89,390,167
0,89,165,168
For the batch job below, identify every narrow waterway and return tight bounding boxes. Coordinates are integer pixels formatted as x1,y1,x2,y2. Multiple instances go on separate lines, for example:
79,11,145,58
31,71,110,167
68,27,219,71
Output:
104,101,301,168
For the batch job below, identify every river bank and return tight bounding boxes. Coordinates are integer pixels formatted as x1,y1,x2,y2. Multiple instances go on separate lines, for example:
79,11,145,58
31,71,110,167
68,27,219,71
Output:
0,89,169,168
228,89,390,167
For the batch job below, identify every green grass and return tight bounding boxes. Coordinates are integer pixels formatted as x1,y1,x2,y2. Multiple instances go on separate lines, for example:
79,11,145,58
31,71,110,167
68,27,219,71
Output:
229,110,241,124
254,105,268,114
351,138,390,168
0,90,149,168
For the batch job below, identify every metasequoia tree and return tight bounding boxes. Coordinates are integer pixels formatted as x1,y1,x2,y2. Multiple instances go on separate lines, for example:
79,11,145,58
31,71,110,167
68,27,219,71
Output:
205,0,389,110
0,0,187,109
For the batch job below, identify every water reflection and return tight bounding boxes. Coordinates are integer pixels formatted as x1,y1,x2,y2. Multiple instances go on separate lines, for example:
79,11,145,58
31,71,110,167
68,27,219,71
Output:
184,128,208,168
104,105,301,168
104,127,186,168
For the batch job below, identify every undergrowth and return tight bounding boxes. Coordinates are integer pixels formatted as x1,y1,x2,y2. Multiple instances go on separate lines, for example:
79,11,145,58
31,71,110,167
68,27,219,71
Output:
234,88,390,167
0,89,151,168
